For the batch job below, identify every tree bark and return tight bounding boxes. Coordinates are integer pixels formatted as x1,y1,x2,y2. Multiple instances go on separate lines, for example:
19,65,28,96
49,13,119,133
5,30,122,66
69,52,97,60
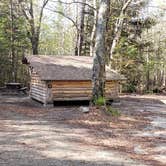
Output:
75,0,86,56
110,0,132,59
162,66,166,87
91,0,109,103
10,0,17,82
90,0,97,57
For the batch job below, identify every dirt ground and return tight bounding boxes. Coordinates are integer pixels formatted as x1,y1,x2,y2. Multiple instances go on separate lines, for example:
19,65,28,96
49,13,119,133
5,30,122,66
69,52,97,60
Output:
0,94,165,166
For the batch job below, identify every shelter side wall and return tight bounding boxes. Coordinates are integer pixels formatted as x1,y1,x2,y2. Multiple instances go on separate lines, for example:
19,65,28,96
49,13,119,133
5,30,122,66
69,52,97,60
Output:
106,81,119,98
51,80,119,100
30,71,48,104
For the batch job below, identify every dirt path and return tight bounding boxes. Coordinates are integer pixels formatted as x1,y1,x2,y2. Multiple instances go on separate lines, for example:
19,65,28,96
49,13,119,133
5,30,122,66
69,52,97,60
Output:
0,95,165,166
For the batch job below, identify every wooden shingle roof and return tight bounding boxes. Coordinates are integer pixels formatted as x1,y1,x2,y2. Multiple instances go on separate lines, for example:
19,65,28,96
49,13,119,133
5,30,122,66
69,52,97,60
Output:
26,55,125,81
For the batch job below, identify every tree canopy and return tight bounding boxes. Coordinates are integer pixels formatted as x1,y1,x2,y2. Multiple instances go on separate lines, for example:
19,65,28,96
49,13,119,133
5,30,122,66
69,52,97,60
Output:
0,0,166,99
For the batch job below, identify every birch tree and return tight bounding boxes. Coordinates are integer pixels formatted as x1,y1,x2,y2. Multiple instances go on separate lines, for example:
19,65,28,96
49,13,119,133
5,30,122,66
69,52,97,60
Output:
110,0,132,59
92,0,109,103
90,0,97,57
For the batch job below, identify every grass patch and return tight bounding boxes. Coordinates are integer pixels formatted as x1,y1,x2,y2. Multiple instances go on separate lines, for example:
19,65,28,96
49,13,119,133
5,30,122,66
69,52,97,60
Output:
94,96,106,106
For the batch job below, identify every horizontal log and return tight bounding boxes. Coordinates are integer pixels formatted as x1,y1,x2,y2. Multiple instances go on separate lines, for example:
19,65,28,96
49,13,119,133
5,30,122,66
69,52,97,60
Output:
52,86,91,89
52,82,118,88
52,87,116,91
106,84,117,87
52,81,91,87
31,93,45,98
31,86,47,92
31,80,45,84
54,97,90,101
52,87,92,91
53,95,117,101
52,86,118,91
52,90,92,94
31,94,45,102
31,83,47,88
30,87,47,95
52,80,117,83
53,93,117,98
30,90,47,97
53,93,91,98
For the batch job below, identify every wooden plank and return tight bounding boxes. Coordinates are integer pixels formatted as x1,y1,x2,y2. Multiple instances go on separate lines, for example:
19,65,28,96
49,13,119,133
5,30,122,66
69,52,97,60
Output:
31,89,46,96
53,95,116,101
30,72,48,104
31,95,45,102
52,81,91,88
53,93,91,98
31,81,45,85
31,80,46,84
31,81,46,85
30,90,47,97
31,85,47,91
53,92,120,98
54,97,90,101
52,87,92,91
53,82,116,86
52,81,119,88
31,94,45,102
31,83,47,88
52,90,92,94
31,93,45,98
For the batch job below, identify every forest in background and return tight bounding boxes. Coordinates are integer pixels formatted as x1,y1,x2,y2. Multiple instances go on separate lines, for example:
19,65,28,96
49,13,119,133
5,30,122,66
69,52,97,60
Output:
0,0,166,94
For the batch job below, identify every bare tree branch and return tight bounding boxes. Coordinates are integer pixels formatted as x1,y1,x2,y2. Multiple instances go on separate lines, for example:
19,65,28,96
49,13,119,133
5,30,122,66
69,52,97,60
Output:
50,0,96,10
37,0,49,35
44,7,79,31
18,0,50,54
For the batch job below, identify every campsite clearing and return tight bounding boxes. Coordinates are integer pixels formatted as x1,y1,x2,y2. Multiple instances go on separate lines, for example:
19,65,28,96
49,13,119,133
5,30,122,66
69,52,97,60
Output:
0,94,165,166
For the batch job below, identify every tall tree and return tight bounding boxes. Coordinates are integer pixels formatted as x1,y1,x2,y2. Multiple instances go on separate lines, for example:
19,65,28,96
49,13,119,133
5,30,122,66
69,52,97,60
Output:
75,0,86,56
109,0,132,59
10,0,16,81
90,0,97,57
19,0,49,55
0,0,30,85
91,0,109,103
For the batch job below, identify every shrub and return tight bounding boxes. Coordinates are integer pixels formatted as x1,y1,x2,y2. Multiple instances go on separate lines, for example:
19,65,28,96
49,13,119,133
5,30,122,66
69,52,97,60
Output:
123,83,136,93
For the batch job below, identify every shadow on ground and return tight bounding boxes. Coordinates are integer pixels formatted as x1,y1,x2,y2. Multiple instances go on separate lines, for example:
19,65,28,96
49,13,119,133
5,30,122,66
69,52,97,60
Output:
0,94,166,166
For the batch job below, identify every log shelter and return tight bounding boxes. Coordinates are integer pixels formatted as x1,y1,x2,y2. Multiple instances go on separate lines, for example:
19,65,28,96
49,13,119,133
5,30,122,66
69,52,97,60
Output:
23,55,125,106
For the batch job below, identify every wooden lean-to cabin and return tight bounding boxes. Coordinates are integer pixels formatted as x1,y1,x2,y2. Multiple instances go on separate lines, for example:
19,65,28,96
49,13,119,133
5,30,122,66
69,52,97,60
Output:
23,55,125,105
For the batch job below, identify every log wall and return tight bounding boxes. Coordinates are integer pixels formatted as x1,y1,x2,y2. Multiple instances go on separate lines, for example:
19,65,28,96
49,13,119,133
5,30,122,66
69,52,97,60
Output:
30,72,119,103
52,80,119,101
30,71,49,104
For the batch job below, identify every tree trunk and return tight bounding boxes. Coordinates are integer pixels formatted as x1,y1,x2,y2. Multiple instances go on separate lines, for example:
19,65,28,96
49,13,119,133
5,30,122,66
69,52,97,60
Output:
19,0,49,55
146,46,150,91
91,0,109,103
90,0,97,57
32,36,39,55
110,0,132,59
10,0,16,82
163,69,166,87
75,0,86,56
